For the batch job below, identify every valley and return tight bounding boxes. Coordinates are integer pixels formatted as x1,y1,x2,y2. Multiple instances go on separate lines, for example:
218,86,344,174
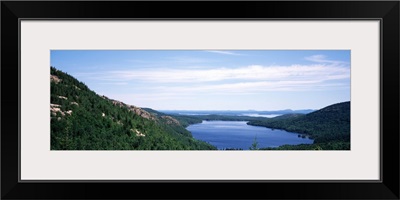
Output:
51,66,350,150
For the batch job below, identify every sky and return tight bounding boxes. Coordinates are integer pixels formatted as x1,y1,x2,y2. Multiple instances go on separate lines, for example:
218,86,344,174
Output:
51,50,350,111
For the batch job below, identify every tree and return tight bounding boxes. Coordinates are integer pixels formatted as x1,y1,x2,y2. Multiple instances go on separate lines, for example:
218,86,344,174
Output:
249,136,259,150
313,145,323,150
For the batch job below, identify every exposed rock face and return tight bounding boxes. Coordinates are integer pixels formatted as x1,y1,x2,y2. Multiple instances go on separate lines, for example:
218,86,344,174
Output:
50,104,72,116
112,100,125,107
51,103,61,108
128,105,155,120
161,116,180,125
50,75,62,83
50,104,63,116
131,129,145,137
104,97,156,120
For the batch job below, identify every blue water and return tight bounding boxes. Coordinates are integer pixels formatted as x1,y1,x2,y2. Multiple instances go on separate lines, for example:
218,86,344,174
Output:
187,121,314,150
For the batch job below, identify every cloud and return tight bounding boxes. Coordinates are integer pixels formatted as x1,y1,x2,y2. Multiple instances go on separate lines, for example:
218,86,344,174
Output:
124,56,218,69
118,80,349,109
305,55,349,66
206,50,244,56
166,56,213,64
98,82,128,85
77,64,349,84
75,62,350,98
150,80,348,94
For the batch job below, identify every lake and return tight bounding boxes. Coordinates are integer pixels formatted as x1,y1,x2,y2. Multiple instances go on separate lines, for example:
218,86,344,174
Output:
186,121,314,150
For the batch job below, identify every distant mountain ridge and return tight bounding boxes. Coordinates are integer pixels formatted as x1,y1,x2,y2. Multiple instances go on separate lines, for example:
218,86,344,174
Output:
161,109,315,116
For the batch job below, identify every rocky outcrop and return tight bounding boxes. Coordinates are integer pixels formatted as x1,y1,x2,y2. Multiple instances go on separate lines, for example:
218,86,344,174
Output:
58,96,68,100
128,105,155,120
50,104,62,116
50,104,72,116
112,100,125,107
104,97,156,121
50,75,62,83
161,116,180,125
131,129,145,137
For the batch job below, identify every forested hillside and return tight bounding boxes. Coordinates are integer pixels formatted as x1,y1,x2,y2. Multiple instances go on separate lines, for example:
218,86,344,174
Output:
50,67,216,150
248,102,350,150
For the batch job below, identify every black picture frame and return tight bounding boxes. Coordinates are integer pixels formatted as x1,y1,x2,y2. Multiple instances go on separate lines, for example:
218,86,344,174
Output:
2,1,399,199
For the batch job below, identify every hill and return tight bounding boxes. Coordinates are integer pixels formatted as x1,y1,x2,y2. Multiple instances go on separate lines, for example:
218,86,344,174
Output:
248,102,350,150
143,108,203,127
50,67,216,150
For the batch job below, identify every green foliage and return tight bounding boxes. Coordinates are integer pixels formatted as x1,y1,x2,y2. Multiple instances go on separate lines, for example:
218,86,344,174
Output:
248,102,350,150
223,148,244,150
249,136,259,150
51,66,349,151
169,115,203,127
259,142,350,150
50,66,216,150
143,108,203,127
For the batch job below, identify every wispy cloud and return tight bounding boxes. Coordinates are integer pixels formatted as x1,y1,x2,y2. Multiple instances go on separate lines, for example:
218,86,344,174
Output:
166,56,213,64
125,56,217,69
149,80,349,94
206,50,244,56
76,64,349,84
98,82,129,85
305,54,349,66
119,80,349,108
75,62,350,104
53,50,350,110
